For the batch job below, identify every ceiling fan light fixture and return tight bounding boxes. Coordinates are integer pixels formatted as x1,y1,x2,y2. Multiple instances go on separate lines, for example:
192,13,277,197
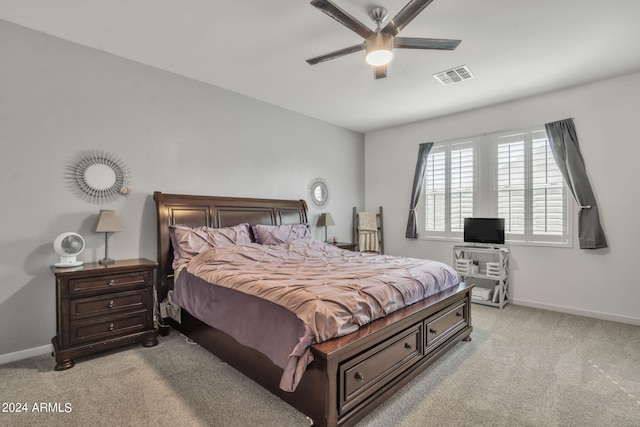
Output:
365,32,393,66
307,0,461,79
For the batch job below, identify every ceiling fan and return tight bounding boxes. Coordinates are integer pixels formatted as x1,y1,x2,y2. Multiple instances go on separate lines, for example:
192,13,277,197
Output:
306,0,461,79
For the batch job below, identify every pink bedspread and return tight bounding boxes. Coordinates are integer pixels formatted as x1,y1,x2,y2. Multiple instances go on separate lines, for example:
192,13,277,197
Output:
176,239,459,391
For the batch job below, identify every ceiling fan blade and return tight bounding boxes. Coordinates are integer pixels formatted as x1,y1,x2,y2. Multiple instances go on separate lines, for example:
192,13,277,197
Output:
311,0,374,39
394,37,461,50
373,66,388,79
306,43,365,65
382,0,434,36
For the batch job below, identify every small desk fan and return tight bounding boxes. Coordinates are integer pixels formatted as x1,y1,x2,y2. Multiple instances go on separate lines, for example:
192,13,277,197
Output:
53,232,85,267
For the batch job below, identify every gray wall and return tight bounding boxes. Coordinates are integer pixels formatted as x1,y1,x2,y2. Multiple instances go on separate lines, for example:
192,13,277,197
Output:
365,71,640,325
0,21,364,357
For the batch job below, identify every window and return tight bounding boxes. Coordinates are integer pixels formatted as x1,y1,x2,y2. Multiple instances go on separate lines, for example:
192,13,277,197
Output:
421,126,571,246
424,140,475,238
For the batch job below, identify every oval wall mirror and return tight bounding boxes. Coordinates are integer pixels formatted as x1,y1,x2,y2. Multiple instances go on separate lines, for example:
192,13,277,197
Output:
84,163,117,190
308,178,329,208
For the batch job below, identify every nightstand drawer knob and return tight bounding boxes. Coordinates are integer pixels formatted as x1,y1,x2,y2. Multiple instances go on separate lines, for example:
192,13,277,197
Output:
108,279,115,285
429,328,438,335
109,323,115,331
108,300,115,308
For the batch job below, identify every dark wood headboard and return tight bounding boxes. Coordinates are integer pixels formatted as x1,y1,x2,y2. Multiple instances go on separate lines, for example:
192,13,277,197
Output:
153,191,308,304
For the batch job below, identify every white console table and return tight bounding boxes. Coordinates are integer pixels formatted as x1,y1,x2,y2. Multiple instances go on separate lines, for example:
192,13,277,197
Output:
453,246,509,308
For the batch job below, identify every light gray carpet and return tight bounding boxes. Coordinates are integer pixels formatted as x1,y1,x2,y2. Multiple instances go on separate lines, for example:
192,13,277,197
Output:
1,304,639,427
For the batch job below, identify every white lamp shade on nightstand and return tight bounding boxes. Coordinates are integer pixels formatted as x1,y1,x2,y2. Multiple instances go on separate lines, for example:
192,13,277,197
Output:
95,210,122,232
317,213,335,242
316,213,335,227
95,210,122,265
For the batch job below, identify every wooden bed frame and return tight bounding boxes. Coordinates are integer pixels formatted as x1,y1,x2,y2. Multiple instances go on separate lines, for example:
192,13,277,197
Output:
154,191,473,427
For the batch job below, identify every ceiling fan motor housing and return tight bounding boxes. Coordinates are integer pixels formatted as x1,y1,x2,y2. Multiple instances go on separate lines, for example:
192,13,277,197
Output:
369,7,388,25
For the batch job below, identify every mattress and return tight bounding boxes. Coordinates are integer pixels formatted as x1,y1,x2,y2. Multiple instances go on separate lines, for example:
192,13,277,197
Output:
172,239,460,391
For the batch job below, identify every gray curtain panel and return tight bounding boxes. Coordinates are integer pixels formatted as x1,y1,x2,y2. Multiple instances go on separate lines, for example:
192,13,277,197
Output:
544,118,608,249
405,142,433,239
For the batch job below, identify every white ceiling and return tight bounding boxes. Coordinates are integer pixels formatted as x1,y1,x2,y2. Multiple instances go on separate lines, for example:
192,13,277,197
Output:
2,0,640,133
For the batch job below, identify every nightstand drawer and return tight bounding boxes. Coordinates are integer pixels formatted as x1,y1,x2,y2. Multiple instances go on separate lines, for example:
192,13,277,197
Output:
69,290,148,321
69,271,149,295
69,311,148,346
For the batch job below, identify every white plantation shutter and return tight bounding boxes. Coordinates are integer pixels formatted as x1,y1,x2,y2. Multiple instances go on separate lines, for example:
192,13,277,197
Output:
424,142,474,237
531,131,565,238
425,148,446,232
450,144,474,232
494,129,567,243
497,136,525,234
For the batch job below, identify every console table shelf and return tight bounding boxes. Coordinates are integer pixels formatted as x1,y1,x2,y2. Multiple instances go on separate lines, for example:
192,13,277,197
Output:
453,246,509,309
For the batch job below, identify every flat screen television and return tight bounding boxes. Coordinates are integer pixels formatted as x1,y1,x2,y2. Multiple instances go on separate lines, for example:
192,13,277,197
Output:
463,218,505,245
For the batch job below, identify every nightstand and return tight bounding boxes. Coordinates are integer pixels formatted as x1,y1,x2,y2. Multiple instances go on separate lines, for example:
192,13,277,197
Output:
51,258,158,370
333,242,356,251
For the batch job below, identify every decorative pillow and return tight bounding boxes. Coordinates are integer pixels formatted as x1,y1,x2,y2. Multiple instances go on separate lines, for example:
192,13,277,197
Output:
169,223,251,269
169,225,207,270
253,223,311,245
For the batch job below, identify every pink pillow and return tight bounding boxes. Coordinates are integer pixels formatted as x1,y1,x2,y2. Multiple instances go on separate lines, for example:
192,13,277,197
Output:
169,223,251,269
253,223,311,245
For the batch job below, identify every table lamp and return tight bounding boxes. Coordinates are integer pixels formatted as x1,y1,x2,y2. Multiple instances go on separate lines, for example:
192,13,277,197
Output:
95,210,122,265
316,213,335,243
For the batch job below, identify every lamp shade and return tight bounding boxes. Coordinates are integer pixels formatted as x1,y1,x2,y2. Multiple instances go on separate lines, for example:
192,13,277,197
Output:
316,213,335,227
365,32,394,66
95,210,122,232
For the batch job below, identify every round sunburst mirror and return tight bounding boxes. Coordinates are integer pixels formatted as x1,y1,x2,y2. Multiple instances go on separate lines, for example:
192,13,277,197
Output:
308,178,329,208
67,150,132,204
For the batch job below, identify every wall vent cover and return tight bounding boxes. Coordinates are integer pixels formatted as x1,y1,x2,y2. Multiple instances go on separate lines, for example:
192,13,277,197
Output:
433,65,474,86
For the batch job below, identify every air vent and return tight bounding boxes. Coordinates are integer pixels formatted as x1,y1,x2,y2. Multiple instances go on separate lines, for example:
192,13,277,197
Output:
433,65,474,86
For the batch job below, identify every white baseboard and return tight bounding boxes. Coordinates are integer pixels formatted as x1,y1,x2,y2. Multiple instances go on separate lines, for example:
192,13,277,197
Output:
0,344,54,365
511,298,640,326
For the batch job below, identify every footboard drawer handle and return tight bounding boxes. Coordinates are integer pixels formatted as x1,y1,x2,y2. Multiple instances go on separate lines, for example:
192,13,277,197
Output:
109,323,115,331
354,372,365,381
456,311,462,317
429,328,438,334
108,300,115,308
404,342,413,350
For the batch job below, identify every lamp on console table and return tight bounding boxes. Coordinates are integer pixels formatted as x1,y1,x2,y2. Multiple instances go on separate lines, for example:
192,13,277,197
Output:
316,213,335,243
95,210,122,265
